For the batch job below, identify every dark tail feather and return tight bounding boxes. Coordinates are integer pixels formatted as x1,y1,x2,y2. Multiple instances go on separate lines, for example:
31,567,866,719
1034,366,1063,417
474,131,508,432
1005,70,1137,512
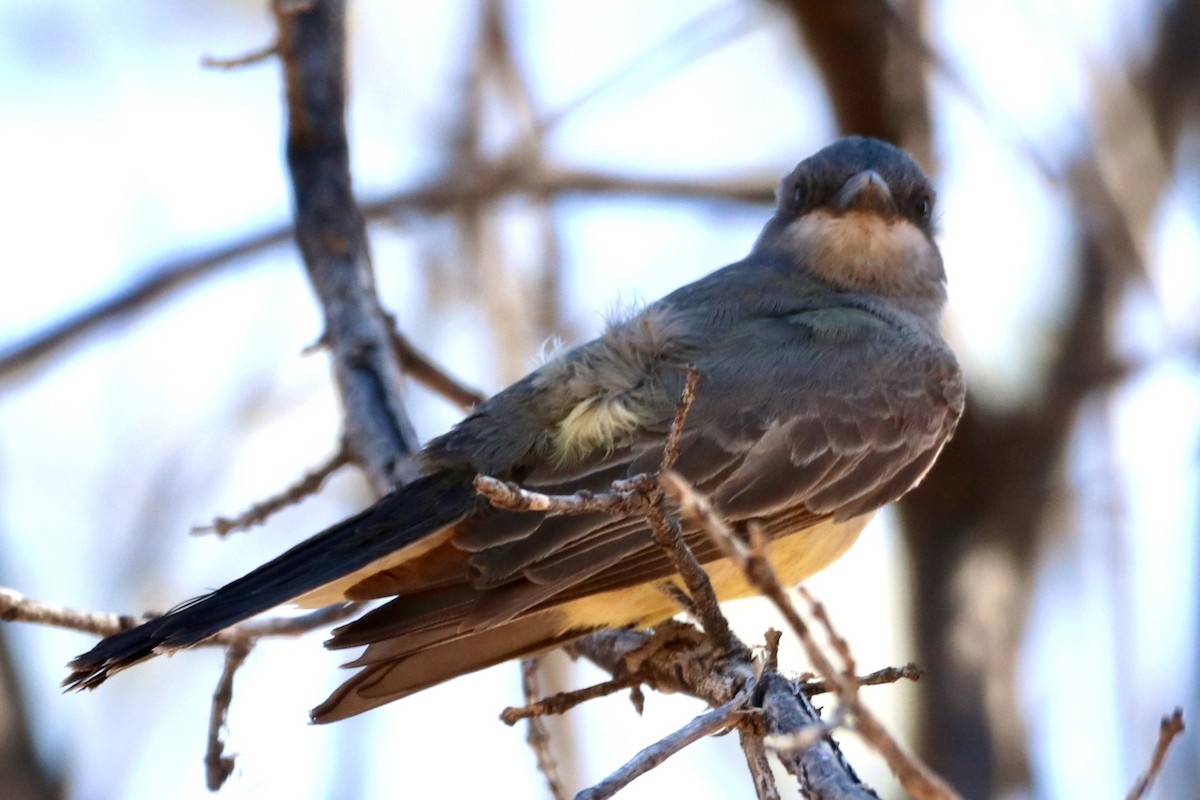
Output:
65,470,479,690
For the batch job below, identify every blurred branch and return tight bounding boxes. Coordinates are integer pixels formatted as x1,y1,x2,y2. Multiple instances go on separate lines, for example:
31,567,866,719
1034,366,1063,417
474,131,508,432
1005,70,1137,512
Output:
0,632,62,800
201,41,279,71
389,323,487,410
0,167,773,388
775,0,897,141
0,0,782,388
0,227,291,382
519,658,569,800
193,445,351,537
775,1,1183,795
204,638,254,791
536,2,759,135
3,579,357,792
1142,0,1200,160
0,586,359,644
272,0,419,493
1126,708,1186,800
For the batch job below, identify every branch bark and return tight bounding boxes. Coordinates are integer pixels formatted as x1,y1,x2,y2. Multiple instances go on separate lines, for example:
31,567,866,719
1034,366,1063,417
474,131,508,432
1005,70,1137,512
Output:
273,0,419,494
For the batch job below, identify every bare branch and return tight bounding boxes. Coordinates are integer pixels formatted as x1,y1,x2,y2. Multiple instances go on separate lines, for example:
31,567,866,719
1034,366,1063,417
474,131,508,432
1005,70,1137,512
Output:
571,626,880,798
662,472,960,800
662,473,846,684
519,658,569,800
738,729,782,800
501,672,645,725
576,691,750,800
204,638,254,791
390,325,487,410
0,168,773,386
798,584,859,689
1,588,144,638
0,586,358,645
474,474,648,516
1126,708,1186,800
201,42,279,71
758,673,879,800
659,365,699,474
803,663,924,697
639,367,742,655
192,446,351,537
0,227,292,382
272,0,419,493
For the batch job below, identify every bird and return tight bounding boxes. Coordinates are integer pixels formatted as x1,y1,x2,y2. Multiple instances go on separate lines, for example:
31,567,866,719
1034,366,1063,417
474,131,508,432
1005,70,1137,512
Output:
66,136,964,723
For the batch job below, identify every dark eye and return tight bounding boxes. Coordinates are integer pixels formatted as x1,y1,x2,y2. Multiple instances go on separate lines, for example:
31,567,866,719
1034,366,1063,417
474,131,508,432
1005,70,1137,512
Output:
917,195,932,220
792,183,804,206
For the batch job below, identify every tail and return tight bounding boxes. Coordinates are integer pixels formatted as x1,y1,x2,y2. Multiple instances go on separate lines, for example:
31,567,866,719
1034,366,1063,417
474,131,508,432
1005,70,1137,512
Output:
65,470,479,690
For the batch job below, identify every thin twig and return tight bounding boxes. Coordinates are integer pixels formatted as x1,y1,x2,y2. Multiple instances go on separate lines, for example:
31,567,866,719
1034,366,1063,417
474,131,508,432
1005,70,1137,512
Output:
793,582,955,800
642,496,741,655
0,169,774,384
662,473,844,683
204,638,254,791
798,584,859,690
575,691,750,800
663,472,959,800
1126,708,1186,800
0,228,292,381
0,586,358,644
390,325,487,410
501,672,645,725
803,663,923,697
519,658,569,800
474,474,648,515
192,446,351,537
201,41,279,70
659,365,700,474
642,366,741,654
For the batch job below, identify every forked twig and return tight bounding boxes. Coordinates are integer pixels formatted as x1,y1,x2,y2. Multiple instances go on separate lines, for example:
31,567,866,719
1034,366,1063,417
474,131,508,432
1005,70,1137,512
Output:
193,446,351,537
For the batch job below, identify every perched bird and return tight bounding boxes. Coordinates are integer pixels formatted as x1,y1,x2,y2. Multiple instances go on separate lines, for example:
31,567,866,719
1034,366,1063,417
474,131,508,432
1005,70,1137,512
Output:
67,136,964,723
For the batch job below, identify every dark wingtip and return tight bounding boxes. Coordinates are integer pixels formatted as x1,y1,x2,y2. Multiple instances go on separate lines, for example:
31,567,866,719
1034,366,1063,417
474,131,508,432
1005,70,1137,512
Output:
62,662,111,692
63,623,167,692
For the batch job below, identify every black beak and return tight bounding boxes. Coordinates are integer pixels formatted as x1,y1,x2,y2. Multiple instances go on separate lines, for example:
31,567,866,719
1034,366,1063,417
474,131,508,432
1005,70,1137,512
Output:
832,170,898,216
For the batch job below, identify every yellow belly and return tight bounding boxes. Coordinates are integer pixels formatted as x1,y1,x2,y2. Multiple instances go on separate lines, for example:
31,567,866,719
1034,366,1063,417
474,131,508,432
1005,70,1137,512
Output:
557,513,872,630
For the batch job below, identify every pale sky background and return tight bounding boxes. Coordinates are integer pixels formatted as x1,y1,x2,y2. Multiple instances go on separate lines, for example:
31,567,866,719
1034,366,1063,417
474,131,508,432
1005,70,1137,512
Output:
1,1,1197,799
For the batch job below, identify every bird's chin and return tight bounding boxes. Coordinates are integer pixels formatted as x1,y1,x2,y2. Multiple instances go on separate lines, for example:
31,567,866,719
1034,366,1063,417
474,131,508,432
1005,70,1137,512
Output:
783,210,943,298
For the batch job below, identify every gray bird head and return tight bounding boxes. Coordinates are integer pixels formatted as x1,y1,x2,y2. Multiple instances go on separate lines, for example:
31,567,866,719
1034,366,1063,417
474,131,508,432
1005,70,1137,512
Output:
754,137,946,318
